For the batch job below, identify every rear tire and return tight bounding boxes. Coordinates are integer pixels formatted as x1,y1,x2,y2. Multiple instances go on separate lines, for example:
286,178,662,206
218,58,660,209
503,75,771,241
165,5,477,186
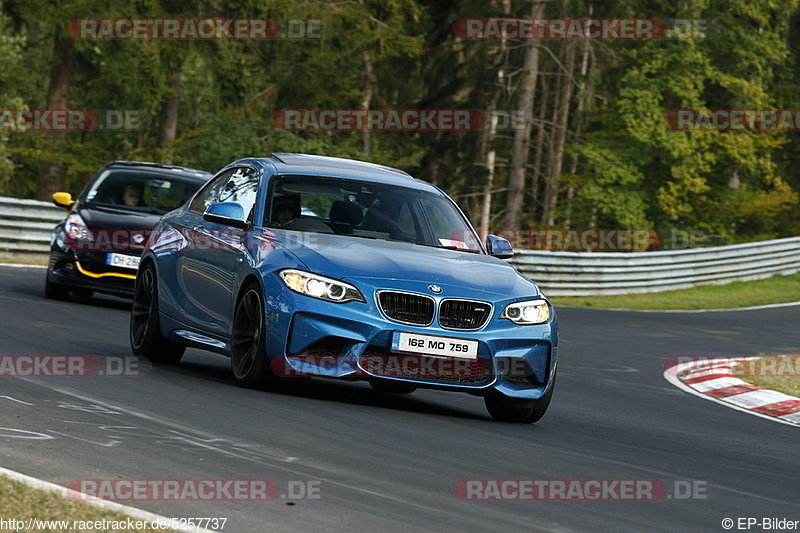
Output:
484,374,556,424
130,262,184,364
230,283,278,390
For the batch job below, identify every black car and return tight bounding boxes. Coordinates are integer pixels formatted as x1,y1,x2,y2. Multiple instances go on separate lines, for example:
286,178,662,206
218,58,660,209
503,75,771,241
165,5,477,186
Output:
45,161,211,300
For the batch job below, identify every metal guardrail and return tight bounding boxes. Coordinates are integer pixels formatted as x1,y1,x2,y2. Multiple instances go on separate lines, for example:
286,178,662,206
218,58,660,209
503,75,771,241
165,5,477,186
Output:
0,196,63,262
1,195,798,295
510,237,800,296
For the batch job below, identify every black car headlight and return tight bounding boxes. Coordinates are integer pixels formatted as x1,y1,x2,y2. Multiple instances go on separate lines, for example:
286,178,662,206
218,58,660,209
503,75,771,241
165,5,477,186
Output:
500,299,550,325
65,213,94,241
279,269,365,303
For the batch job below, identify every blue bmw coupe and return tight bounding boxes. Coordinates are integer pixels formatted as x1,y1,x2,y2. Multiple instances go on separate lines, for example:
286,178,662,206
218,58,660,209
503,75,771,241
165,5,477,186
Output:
130,154,558,423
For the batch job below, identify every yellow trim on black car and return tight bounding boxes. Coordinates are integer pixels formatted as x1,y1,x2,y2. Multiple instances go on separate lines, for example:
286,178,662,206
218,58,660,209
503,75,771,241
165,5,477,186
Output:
75,261,137,280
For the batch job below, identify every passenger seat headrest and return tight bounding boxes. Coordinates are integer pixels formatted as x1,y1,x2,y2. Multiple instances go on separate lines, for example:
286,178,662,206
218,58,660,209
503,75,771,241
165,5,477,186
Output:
329,200,363,225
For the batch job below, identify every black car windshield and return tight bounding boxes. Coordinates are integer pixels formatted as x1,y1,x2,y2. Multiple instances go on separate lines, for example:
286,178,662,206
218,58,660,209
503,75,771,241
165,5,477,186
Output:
83,169,203,215
266,175,483,253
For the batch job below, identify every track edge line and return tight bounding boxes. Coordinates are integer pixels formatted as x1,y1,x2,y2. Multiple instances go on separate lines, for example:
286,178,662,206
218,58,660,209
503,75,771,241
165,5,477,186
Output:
0,466,217,533
663,357,799,427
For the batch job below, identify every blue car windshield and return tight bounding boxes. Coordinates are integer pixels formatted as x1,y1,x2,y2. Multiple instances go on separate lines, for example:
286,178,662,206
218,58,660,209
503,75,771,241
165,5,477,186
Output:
266,175,483,253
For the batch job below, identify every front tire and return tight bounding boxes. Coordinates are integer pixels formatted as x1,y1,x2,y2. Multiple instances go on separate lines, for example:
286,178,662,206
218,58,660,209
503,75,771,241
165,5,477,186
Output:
484,375,556,424
44,268,70,300
230,284,277,389
130,262,184,364
72,287,94,301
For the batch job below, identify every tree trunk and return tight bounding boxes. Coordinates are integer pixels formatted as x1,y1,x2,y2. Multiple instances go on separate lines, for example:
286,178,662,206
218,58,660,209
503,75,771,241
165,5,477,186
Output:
37,33,73,200
479,112,500,239
564,37,592,228
157,69,183,158
504,0,545,230
479,0,511,238
428,132,443,186
362,50,374,157
531,74,550,220
541,41,576,226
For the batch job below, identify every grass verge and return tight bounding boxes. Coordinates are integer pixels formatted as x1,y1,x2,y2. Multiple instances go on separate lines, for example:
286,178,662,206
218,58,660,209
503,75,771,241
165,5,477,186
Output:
0,256,48,266
0,475,169,532
552,272,800,310
733,355,800,398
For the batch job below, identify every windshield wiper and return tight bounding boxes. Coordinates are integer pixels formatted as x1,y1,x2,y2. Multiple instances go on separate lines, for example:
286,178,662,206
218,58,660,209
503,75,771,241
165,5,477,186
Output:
88,204,147,215
437,245,481,253
414,242,481,253
89,204,164,216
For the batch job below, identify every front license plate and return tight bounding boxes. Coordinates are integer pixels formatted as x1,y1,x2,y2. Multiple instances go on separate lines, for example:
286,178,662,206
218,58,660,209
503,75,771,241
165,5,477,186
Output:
391,331,478,359
106,253,141,270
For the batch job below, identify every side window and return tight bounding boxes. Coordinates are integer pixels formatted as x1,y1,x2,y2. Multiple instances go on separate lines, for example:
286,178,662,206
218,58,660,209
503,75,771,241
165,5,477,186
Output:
218,167,259,221
396,201,415,235
418,197,481,249
189,169,235,214
421,199,451,238
189,167,259,221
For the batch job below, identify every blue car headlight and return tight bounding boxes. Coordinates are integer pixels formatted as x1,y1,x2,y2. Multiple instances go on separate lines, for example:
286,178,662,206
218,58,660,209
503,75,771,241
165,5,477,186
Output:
279,269,365,303
500,299,550,325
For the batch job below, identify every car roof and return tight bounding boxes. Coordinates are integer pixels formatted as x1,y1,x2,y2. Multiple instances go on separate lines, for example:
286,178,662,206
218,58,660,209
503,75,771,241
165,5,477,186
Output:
103,161,212,181
244,153,440,192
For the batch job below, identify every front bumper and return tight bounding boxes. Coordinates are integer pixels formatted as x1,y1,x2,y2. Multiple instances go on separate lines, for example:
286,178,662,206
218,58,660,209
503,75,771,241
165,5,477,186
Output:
263,275,558,400
47,247,139,297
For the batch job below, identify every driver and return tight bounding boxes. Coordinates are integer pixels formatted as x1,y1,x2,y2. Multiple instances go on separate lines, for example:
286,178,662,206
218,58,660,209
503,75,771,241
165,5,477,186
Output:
122,183,145,207
271,193,301,225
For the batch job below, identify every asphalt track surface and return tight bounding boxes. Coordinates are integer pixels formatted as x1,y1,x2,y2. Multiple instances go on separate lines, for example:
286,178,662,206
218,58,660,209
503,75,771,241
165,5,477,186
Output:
0,264,798,533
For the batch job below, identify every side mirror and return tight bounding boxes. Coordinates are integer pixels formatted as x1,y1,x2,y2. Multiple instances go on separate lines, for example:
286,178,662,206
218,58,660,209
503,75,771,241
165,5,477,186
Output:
203,202,248,229
486,234,513,259
52,192,74,209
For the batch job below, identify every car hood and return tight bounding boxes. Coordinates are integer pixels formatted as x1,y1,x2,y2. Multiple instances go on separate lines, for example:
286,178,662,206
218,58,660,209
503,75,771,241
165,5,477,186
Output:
274,231,539,298
79,205,162,231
